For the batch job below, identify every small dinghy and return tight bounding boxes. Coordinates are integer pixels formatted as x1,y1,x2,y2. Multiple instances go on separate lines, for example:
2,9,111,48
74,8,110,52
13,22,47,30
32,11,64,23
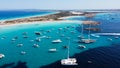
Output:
0,54,5,59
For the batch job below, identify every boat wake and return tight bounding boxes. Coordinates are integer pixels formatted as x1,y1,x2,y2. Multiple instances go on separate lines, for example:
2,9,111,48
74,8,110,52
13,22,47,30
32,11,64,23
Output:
93,33,120,36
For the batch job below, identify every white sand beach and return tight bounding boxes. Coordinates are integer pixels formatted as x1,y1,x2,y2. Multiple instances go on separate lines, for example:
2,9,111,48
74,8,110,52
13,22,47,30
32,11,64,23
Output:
0,20,82,28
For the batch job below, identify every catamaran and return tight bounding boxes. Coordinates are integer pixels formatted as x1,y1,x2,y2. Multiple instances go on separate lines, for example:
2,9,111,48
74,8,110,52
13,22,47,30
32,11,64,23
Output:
78,23,96,44
61,41,78,65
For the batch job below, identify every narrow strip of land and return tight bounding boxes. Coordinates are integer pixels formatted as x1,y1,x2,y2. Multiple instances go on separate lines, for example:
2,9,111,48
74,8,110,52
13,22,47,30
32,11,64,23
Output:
0,11,100,25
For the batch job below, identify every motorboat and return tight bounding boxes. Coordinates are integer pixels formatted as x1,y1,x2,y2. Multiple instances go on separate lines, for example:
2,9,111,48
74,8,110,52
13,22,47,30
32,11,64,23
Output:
52,39,62,43
49,48,57,52
35,32,41,35
78,45,86,49
17,44,23,47
107,38,112,41
88,61,92,64
20,51,26,55
78,35,84,39
0,54,5,59
58,28,62,30
91,34,100,38
30,40,34,42
33,44,39,48
12,38,16,41
35,38,41,42
23,35,28,38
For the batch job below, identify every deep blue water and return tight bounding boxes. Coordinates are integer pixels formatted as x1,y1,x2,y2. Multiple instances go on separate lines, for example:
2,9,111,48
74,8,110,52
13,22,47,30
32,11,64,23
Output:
0,10,55,20
66,12,120,33
0,11,120,68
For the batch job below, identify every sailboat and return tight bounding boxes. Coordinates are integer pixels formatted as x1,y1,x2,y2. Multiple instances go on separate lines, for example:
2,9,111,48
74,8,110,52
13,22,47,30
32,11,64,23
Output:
78,23,84,39
78,23,96,44
61,41,78,65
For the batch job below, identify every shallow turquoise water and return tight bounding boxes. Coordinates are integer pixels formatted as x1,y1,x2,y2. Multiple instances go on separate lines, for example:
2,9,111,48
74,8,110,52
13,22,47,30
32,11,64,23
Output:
0,21,116,68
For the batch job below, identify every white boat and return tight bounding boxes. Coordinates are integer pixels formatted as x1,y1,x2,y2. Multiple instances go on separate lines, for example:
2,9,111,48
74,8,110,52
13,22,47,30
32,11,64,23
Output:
49,48,57,52
52,39,62,43
91,34,100,38
107,38,112,41
30,40,34,42
20,51,26,55
35,38,41,42
12,38,16,41
78,45,86,49
78,35,84,39
79,24,96,44
80,39,96,43
61,41,78,65
61,58,78,65
58,28,62,30
0,54,5,59
17,44,23,47
88,61,92,64
33,44,39,48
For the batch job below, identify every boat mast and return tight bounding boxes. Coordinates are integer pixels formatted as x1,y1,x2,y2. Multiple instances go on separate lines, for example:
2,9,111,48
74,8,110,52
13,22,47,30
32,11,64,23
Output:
81,24,83,36
67,40,70,59
88,23,91,40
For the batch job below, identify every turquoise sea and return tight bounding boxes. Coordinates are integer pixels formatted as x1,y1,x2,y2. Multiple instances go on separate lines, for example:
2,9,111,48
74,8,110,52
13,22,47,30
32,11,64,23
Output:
0,11,120,68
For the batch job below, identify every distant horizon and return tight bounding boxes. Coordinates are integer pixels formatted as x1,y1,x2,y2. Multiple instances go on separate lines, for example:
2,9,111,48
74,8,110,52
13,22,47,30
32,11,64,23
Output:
0,9,119,11
0,0,119,10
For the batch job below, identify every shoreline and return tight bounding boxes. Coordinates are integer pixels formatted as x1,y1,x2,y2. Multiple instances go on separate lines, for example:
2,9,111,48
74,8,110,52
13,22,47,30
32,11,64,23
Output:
0,11,101,27
0,11,99,25
0,19,100,28
0,20,82,28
